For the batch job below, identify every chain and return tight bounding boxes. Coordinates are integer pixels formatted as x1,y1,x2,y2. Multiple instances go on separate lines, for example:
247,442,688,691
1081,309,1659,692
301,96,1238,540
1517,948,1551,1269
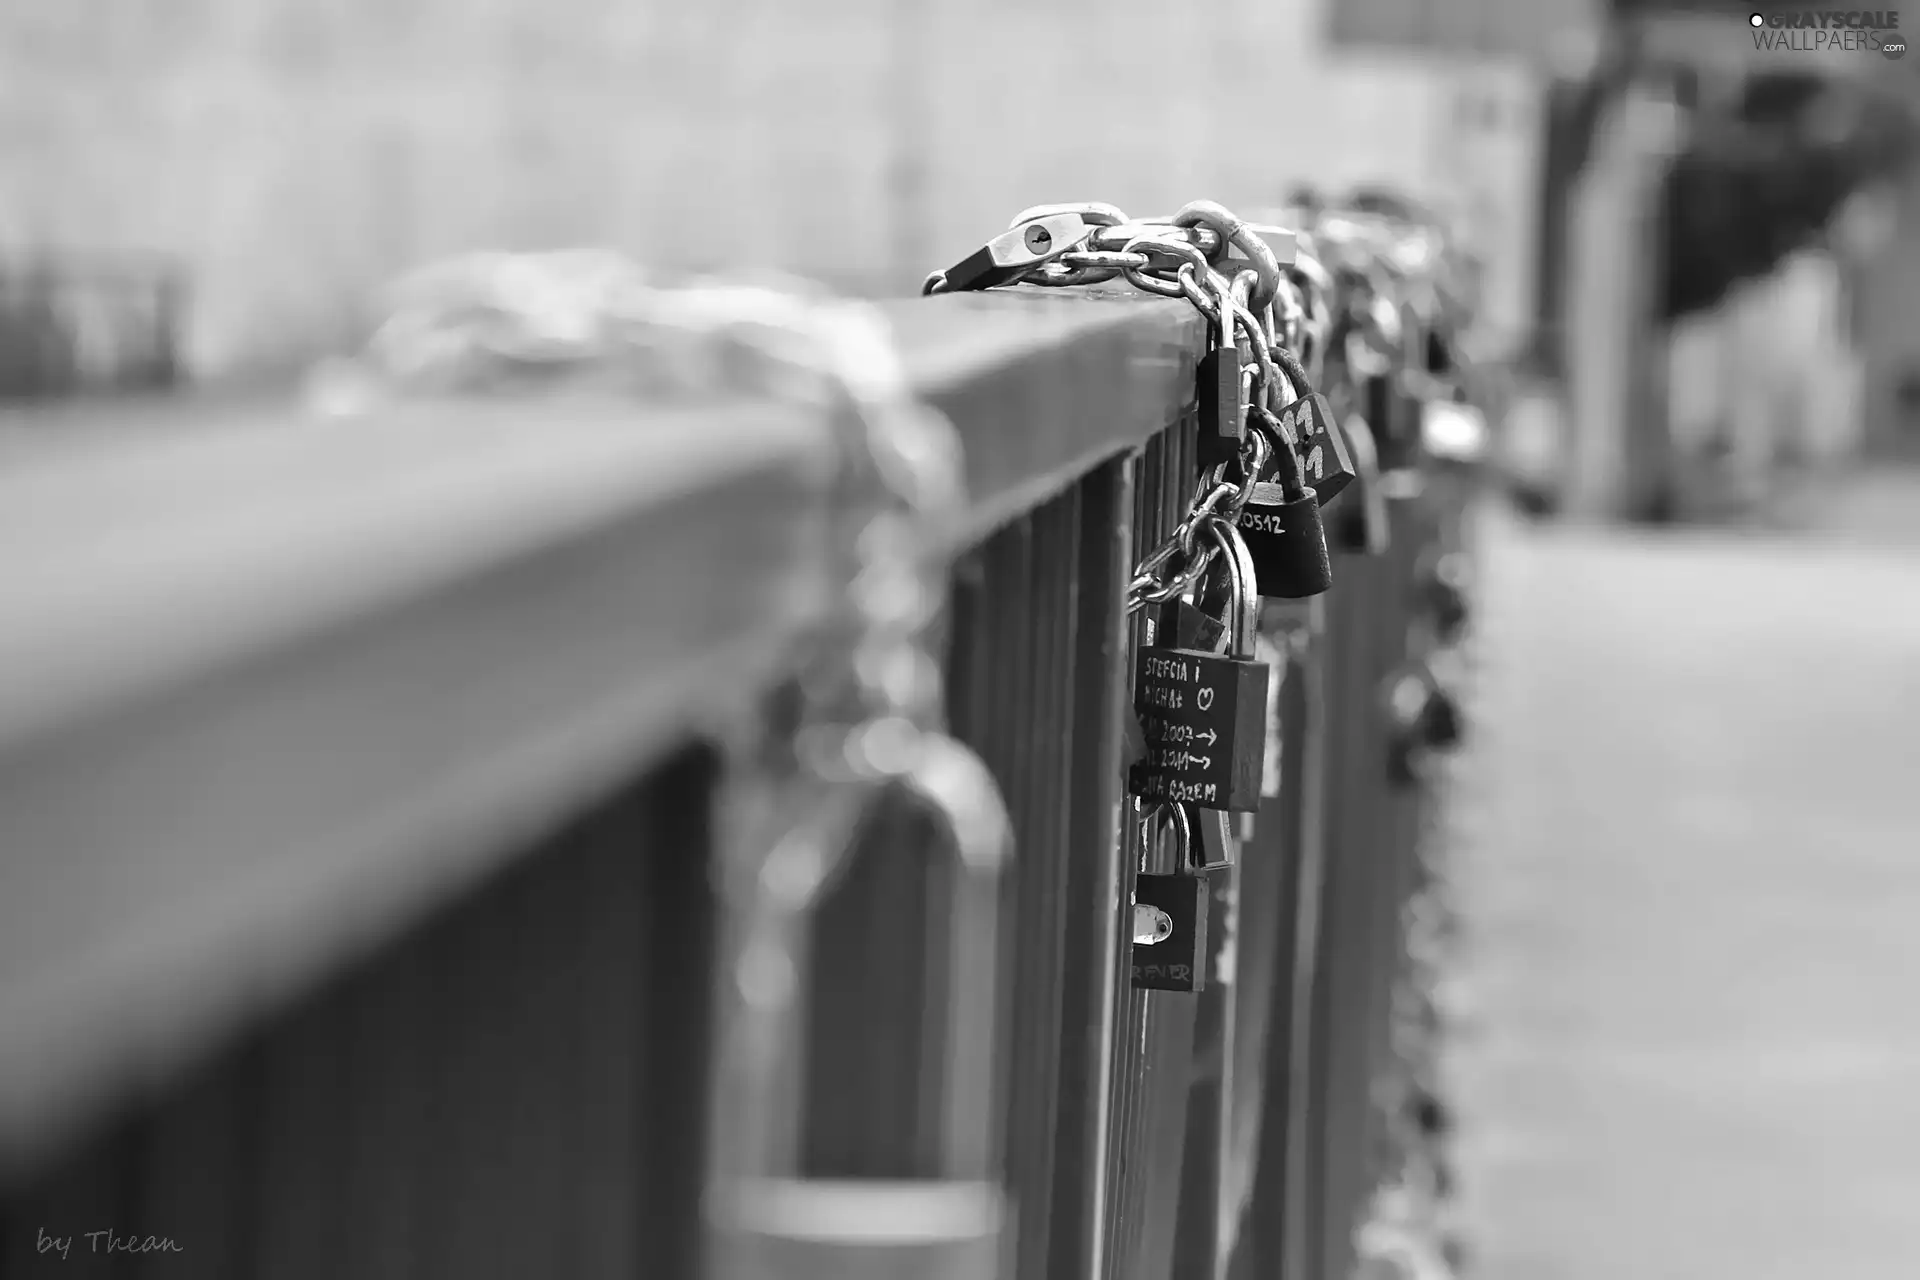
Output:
923,200,1342,617
927,200,1477,1278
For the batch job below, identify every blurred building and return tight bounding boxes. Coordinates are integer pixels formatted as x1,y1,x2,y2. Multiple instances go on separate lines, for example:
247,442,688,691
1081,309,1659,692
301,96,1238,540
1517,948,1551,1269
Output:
0,0,1540,381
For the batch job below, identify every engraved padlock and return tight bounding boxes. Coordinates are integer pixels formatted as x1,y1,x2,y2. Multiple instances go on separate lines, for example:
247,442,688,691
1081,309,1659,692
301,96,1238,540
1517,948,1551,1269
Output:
1187,517,1267,866
1132,802,1210,993
1272,389,1356,506
1123,595,1215,776
711,732,1012,1280
1233,403,1334,600
1124,592,1219,777
1128,520,1270,814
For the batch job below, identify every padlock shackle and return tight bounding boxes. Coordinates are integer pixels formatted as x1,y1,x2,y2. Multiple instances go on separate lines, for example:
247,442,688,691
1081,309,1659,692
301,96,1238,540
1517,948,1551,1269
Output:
1140,799,1195,872
1008,201,1127,230
714,729,1012,1192
1198,518,1261,659
1208,270,1240,349
887,732,1012,1177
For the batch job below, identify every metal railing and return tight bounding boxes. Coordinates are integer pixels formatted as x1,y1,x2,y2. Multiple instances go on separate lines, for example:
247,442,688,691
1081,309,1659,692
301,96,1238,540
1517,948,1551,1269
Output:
0,261,1477,1280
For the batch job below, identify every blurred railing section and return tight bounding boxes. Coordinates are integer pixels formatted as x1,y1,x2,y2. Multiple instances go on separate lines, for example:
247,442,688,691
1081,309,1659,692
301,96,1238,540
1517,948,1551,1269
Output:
0,213,1482,1280
0,254,186,400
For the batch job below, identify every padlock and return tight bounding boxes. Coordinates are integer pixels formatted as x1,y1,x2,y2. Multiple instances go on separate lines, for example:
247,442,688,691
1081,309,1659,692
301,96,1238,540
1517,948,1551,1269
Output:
1124,595,1226,779
1271,390,1356,506
1330,413,1391,556
1195,272,1247,470
1127,520,1270,813
1187,521,1269,862
712,731,1011,1279
1121,593,1207,777
930,212,1090,293
1233,410,1334,599
1132,802,1210,993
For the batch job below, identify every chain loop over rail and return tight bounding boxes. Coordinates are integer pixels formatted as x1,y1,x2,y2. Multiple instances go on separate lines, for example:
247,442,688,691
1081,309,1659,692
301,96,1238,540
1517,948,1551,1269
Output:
923,200,1334,613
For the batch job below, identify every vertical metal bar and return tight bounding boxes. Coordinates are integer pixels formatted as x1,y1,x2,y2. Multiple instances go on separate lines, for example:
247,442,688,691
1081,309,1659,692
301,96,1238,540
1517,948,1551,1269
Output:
1103,427,1175,1280
132,1060,244,1280
801,783,938,1177
1170,879,1236,1280
632,747,723,1280
573,775,646,1280
0,1124,136,1277
501,816,584,1278
1222,599,1318,1280
1364,495,1429,1179
1312,549,1395,1280
1281,595,1333,1280
339,936,431,1280
417,862,517,1278
1111,415,1205,1280
1049,456,1136,1280
996,506,1058,1280
247,989,350,1280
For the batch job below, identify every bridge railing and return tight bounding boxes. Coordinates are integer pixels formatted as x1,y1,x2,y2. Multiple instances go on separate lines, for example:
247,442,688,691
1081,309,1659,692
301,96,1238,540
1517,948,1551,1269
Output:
0,282,1472,1280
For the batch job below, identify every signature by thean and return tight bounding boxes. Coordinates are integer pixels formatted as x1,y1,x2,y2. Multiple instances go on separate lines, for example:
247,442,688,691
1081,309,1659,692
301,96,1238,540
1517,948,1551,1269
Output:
37,1227,183,1260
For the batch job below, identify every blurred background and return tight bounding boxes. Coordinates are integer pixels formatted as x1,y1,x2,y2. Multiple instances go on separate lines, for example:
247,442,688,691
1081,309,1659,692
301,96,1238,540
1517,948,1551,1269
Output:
3,0,1919,1277
5,0,1920,519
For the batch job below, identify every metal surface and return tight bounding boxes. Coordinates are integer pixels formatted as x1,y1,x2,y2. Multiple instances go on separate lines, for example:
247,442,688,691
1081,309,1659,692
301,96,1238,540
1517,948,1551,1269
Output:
0,745,721,1279
0,289,1200,1176
0,264,1474,1280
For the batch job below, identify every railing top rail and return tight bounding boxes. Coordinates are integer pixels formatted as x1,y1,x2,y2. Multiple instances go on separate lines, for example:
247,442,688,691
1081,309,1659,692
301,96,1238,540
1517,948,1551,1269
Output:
0,286,1201,1176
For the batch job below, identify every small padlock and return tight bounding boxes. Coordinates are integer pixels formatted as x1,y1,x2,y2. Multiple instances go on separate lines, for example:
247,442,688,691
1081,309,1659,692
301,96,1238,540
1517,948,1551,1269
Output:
1271,390,1357,506
1127,521,1270,813
1132,803,1210,993
1232,412,1334,599
1330,413,1391,556
931,212,1090,292
1195,272,1246,470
